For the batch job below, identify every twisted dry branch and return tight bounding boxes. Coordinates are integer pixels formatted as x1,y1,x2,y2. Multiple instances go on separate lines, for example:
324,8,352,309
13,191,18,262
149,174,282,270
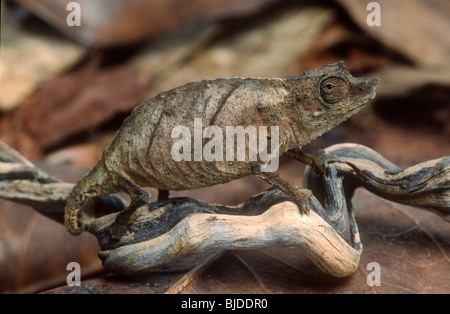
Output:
0,141,448,277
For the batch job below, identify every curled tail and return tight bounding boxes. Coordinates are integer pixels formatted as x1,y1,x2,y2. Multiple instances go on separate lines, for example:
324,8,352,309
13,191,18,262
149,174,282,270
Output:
64,160,113,235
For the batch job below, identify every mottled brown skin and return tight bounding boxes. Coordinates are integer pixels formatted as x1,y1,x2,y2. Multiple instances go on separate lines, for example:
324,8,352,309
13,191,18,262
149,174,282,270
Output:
64,62,378,235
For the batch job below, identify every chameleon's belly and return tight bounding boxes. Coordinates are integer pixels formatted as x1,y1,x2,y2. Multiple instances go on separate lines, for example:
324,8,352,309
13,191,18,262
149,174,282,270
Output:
130,157,254,191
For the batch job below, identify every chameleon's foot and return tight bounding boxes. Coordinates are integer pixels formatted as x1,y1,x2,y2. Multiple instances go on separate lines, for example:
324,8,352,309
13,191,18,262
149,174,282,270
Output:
110,189,150,240
290,187,312,215
252,163,312,215
270,179,312,215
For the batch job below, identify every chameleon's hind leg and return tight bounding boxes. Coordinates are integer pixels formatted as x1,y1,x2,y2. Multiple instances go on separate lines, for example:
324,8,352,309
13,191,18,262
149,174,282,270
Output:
252,163,312,214
110,179,150,239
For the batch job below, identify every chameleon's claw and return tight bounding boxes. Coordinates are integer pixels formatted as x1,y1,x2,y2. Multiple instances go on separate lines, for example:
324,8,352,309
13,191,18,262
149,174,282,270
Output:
297,202,310,215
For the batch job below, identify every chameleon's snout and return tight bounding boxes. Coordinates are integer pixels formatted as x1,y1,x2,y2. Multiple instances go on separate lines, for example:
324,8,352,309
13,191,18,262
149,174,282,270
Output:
368,77,380,87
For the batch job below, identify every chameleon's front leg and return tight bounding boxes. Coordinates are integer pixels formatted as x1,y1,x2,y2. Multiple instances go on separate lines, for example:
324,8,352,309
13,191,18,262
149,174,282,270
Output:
284,148,323,173
252,163,311,214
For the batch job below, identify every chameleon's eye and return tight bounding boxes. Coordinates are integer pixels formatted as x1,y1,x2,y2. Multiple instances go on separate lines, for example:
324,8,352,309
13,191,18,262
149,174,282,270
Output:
320,77,348,104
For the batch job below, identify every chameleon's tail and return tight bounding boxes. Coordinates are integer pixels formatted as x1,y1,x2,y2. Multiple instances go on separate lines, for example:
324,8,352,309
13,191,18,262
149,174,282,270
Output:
64,160,113,235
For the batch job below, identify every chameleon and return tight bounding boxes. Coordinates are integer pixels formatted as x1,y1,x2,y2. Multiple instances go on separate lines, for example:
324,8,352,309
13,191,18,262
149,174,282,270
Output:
64,61,378,236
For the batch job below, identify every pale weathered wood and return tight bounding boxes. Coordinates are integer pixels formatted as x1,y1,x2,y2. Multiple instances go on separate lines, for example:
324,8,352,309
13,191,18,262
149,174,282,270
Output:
98,202,361,277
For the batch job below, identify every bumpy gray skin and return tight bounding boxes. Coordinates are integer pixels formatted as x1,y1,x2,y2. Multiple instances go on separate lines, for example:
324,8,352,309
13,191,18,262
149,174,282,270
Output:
64,62,378,235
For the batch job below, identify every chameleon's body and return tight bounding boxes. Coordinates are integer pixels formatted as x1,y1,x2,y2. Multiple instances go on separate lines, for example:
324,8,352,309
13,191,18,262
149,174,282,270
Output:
64,62,378,235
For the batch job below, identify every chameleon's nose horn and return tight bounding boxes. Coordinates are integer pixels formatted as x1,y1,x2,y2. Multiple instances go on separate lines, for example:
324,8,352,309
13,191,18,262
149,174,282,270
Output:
369,77,380,87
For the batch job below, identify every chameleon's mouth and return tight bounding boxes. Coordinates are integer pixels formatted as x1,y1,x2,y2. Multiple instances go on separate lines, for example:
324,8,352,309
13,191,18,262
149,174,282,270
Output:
353,77,379,108
361,90,377,105
351,92,376,112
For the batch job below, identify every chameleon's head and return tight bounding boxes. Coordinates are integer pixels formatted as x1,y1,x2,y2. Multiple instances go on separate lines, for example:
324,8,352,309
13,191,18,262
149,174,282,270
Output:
285,61,378,137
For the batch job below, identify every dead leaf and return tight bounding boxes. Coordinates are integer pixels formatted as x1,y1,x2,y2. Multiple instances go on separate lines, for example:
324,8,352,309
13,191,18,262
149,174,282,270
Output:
337,0,450,68
371,66,450,99
131,4,336,94
351,190,450,294
14,0,280,47
0,66,152,160
0,200,101,293
297,21,398,74
0,162,102,293
0,7,85,111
